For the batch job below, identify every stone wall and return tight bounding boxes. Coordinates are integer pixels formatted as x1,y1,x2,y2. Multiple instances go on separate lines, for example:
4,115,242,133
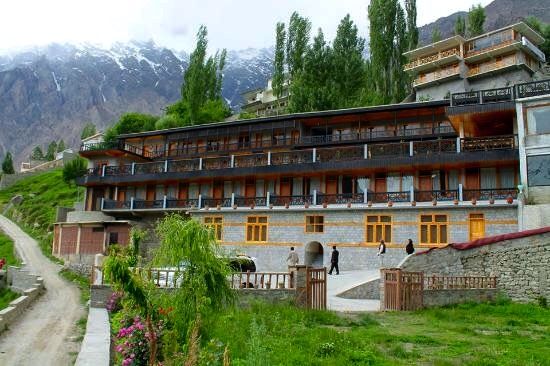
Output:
337,278,380,300
400,230,550,302
237,288,296,307
0,271,44,334
423,289,498,307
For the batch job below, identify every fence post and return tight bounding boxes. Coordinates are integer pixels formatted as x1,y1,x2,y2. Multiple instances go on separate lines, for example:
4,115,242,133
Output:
458,184,463,201
198,194,202,209
131,162,135,175
312,148,316,163
267,151,271,165
230,155,235,168
364,144,368,159
313,189,317,205
409,141,414,157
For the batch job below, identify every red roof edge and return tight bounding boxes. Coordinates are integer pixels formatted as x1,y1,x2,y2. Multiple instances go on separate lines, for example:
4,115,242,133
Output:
415,226,550,255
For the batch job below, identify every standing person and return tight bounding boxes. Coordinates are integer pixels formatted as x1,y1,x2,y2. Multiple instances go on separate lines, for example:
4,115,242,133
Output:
405,239,415,255
286,247,299,270
328,246,339,275
377,240,386,268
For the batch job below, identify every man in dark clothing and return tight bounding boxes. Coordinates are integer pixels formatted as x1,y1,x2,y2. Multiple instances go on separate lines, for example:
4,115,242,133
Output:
328,246,339,275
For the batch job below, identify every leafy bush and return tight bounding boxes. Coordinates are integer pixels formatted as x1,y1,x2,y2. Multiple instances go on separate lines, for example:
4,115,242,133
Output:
114,316,163,366
316,342,336,357
62,157,88,185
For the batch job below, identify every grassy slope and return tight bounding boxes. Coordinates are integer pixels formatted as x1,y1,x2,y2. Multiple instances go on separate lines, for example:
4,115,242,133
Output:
0,169,83,261
0,288,19,310
0,231,20,266
206,301,550,366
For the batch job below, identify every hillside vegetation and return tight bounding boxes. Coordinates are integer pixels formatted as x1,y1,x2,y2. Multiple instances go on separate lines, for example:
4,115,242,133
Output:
0,231,21,266
0,169,83,260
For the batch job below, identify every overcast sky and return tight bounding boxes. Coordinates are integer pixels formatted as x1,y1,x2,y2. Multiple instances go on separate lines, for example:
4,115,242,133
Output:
0,0,493,52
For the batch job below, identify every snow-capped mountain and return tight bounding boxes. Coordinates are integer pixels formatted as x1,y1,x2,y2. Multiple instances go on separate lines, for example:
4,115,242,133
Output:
0,41,273,164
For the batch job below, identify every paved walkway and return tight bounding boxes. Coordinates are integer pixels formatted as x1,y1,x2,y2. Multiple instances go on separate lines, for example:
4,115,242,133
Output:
75,307,110,366
0,215,84,366
326,270,381,312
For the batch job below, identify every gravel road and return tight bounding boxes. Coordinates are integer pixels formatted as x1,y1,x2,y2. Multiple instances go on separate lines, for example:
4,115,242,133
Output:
0,215,85,365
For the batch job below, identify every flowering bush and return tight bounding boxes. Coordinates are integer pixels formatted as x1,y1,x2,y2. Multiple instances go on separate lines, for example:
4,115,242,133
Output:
113,316,164,366
106,291,123,313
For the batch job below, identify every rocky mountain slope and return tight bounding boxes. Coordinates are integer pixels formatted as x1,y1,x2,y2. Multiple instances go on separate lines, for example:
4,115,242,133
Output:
0,42,273,165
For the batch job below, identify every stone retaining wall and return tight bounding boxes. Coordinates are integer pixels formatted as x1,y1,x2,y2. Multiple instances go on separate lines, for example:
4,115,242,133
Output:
400,231,550,302
423,289,498,307
0,272,44,334
337,278,380,300
237,288,296,307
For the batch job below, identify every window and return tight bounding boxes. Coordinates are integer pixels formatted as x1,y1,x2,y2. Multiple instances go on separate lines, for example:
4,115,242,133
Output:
246,216,268,242
366,215,392,244
419,214,448,245
306,216,324,233
108,232,118,245
528,155,550,187
204,216,223,241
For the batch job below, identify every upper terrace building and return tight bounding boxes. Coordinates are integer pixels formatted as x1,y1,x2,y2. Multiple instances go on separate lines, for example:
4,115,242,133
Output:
241,78,290,117
404,22,546,101
54,78,550,270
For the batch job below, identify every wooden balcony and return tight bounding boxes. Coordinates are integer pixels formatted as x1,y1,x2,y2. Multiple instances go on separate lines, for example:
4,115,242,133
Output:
404,47,461,72
413,64,460,87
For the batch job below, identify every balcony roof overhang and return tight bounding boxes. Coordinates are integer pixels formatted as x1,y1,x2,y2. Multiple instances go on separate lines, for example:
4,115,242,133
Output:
404,35,465,60
446,104,516,136
468,22,545,45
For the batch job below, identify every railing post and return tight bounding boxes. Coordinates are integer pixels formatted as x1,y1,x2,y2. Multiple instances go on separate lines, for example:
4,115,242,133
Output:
409,141,414,157
312,148,316,163
231,193,235,207
479,91,483,104
458,184,463,201
199,158,203,170
163,195,167,209
198,194,202,209
267,151,271,165
410,186,415,202
266,191,270,206
230,155,235,168
456,137,461,153
131,162,135,175
100,197,105,210
364,144,368,159
164,160,168,173
313,189,317,205
101,165,106,177
130,197,135,210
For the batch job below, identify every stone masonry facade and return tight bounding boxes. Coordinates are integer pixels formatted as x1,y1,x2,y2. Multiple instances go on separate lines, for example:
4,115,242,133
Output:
190,205,518,271
400,231,550,302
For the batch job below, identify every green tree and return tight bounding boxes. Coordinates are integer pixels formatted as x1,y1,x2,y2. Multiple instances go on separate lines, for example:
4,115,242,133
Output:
431,26,442,43
525,17,550,60
31,146,44,161
455,15,466,36
80,123,97,140
272,22,286,101
332,14,366,108
1,152,15,174
392,4,409,102
57,140,66,153
104,113,159,142
154,114,184,130
153,215,234,340
45,141,58,161
404,0,418,50
468,4,486,37
62,157,87,185
286,12,311,79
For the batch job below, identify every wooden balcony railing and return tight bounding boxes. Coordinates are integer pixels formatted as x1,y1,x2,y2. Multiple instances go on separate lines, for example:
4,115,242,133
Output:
368,191,411,203
234,196,267,207
415,190,458,202
319,193,364,204
461,135,517,151
271,195,312,206
463,188,518,201
467,54,517,77
404,47,461,70
271,150,313,165
368,142,409,158
165,199,200,209
202,198,232,208
230,271,294,289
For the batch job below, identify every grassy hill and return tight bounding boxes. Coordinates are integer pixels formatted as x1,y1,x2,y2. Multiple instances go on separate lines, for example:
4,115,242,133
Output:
0,169,83,260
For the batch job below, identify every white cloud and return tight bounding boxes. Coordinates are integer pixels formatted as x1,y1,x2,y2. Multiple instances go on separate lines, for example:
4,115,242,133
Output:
0,0,494,52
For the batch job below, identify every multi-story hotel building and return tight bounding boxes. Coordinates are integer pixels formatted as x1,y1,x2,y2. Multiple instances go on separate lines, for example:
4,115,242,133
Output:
405,22,546,101
53,23,549,271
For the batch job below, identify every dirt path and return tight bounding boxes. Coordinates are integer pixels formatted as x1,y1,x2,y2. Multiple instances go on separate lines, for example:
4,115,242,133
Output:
0,215,85,365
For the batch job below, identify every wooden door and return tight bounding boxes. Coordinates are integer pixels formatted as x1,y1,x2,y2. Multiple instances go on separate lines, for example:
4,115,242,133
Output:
146,185,155,201
375,177,387,193
469,214,485,241
117,189,126,202
280,177,291,196
325,176,338,195
245,179,256,198
213,181,224,199
465,169,480,189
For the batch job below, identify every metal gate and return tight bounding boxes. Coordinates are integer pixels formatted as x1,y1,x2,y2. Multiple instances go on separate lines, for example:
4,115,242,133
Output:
382,269,423,311
306,267,327,310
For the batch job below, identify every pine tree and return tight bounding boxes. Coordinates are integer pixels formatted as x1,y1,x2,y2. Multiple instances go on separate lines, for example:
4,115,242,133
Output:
272,22,286,100
81,123,97,140
1,152,15,174
404,0,418,50
286,12,311,79
46,141,58,161
57,140,66,153
431,26,442,43
31,146,44,161
332,14,366,108
468,4,486,37
455,15,466,36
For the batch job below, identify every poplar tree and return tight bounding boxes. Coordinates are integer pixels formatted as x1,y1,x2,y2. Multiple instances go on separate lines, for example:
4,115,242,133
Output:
455,15,466,36
286,12,311,79
1,152,15,174
272,22,286,100
392,5,409,103
404,0,418,50
46,141,58,161
432,26,442,43
468,4,486,37
332,14,366,108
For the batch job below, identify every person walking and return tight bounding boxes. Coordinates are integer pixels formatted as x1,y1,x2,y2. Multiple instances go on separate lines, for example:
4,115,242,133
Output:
286,247,299,270
405,238,415,255
328,246,339,275
377,239,386,268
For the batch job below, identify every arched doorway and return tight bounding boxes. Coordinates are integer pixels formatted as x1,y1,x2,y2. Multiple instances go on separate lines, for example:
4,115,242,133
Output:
304,241,324,267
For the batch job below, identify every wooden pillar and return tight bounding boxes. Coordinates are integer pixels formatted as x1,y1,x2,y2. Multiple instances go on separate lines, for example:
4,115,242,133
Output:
58,225,63,256
75,224,82,255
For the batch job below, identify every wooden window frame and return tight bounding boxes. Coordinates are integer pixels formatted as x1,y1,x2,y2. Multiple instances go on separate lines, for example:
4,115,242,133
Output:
468,213,485,241
245,216,268,243
305,215,324,233
204,216,223,241
365,215,392,244
419,214,448,246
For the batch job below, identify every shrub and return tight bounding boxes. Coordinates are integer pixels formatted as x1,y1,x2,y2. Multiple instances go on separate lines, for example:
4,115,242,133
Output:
316,342,336,357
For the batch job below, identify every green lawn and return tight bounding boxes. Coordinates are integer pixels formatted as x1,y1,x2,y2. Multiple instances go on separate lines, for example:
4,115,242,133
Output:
0,169,83,261
0,288,19,311
0,231,20,266
205,300,550,366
